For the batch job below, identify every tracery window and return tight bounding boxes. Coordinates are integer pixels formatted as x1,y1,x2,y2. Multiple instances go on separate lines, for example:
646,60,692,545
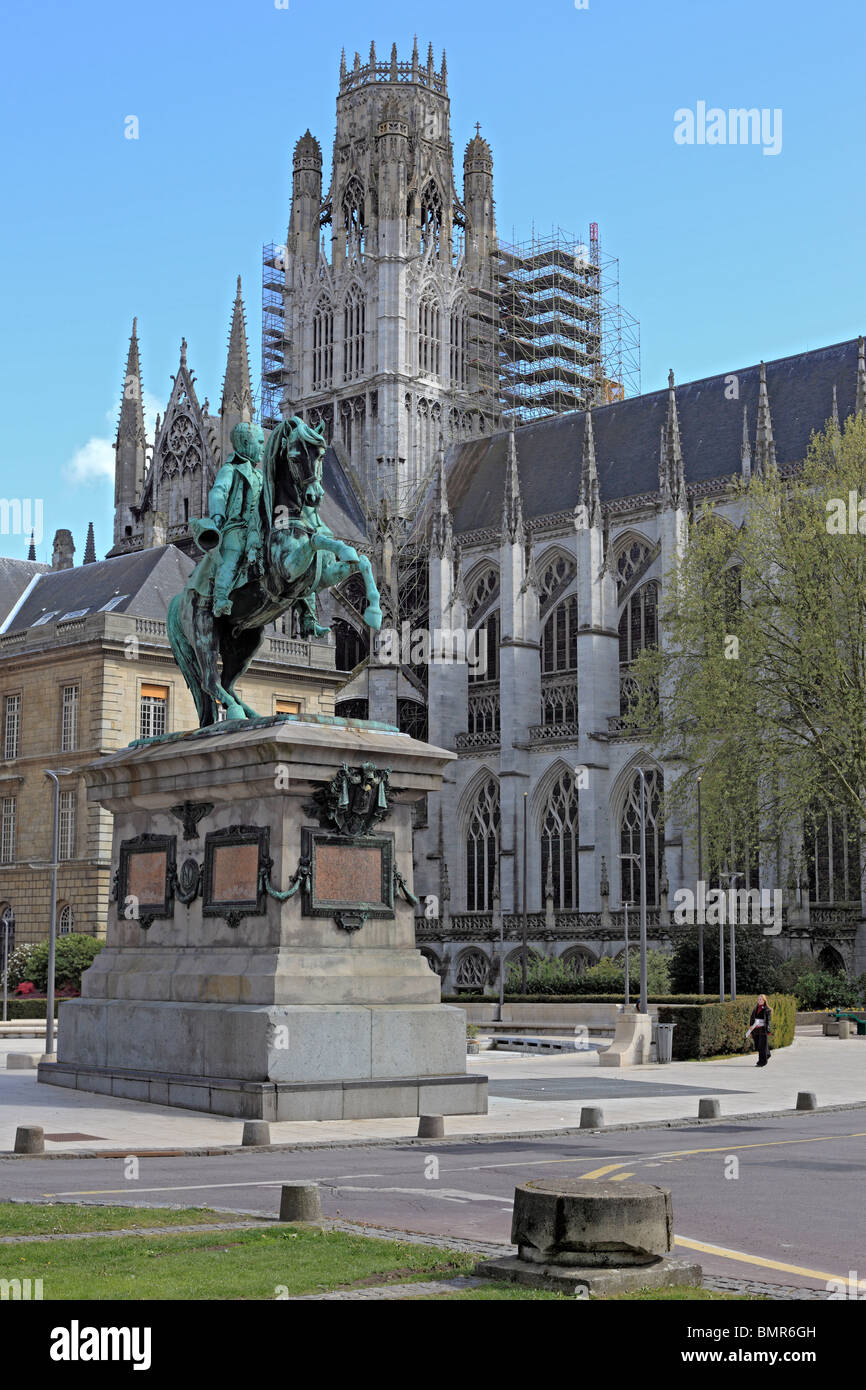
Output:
805,801,860,904
419,295,441,377
312,296,334,390
615,539,652,596
620,769,664,907
343,286,365,382
539,553,577,606
540,770,580,910
465,776,500,911
342,175,365,255
542,595,578,674
450,301,468,389
420,181,443,257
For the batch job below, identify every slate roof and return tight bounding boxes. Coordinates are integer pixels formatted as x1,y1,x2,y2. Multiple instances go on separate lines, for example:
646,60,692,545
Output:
446,337,862,535
0,557,51,628
5,546,194,632
321,442,368,543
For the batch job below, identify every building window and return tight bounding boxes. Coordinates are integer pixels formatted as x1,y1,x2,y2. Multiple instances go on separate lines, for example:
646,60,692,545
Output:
312,296,334,391
420,180,443,257
342,174,365,255
805,801,859,904
450,303,468,389
275,698,301,716
59,790,76,861
620,769,664,908
615,539,652,597
539,553,577,606
465,776,500,911
140,685,168,740
333,619,368,672
541,770,580,910
335,698,369,721
419,296,441,377
618,582,658,665
58,904,74,936
469,610,499,684
4,694,20,760
0,798,15,863
542,595,578,674
343,287,365,382
61,685,79,752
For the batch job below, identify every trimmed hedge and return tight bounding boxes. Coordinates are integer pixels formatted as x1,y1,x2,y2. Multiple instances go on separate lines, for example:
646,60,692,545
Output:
657,994,796,1060
0,999,64,1020
445,993,729,1005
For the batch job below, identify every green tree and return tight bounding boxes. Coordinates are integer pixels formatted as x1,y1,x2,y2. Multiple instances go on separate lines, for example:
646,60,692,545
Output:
20,934,103,992
669,925,784,995
626,414,866,878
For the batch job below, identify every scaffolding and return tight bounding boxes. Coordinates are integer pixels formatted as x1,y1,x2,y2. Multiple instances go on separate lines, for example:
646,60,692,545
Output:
260,242,288,429
497,225,639,423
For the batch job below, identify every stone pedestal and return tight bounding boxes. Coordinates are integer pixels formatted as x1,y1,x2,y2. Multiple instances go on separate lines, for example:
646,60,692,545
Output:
38,715,487,1121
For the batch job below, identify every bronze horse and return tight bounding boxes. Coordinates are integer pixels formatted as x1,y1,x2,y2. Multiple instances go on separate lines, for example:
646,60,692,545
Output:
167,416,381,727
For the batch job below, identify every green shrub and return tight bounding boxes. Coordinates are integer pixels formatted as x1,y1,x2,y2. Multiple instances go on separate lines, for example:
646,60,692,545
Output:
792,971,865,1010
0,999,64,1019
504,950,672,997
658,994,796,1059
19,934,103,992
669,926,785,995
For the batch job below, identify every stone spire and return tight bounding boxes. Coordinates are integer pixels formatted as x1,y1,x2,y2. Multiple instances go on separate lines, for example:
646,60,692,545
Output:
220,276,253,422
857,336,866,418
411,34,419,76
431,435,453,557
369,39,376,67
339,47,346,82
502,425,525,544
113,317,147,549
663,369,686,505
27,530,36,561
83,521,96,564
441,49,447,85
390,42,398,80
579,408,602,527
754,361,776,475
741,404,752,479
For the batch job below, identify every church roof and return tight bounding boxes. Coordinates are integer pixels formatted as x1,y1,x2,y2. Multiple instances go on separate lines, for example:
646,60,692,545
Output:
448,336,861,534
4,545,193,632
0,558,51,629
320,442,369,543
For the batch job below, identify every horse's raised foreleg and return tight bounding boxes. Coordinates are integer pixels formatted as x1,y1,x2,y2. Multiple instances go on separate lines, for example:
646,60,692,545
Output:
310,536,382,630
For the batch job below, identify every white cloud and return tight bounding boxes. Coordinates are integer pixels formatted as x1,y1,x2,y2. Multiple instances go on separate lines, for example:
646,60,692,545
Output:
66,389,166,488
65,436,115,484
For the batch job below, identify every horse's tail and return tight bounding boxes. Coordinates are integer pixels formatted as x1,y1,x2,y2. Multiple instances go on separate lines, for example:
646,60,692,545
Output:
167,593,210,726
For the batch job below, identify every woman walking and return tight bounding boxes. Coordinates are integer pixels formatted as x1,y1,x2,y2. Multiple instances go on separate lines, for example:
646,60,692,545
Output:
748,994,772,1067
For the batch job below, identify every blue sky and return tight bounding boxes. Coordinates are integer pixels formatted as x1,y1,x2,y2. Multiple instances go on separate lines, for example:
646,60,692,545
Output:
2,0,864,562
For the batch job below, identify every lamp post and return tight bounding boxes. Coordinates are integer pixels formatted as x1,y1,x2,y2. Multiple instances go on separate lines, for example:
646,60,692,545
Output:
636,768,648,1014
618,852,639,1009
696,774,704,996
521,793,528,995
719,866,743,1001
43,769,70,1058
1,906,12,1023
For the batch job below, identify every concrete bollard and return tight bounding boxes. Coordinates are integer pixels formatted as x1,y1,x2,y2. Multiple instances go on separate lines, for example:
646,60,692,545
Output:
698,1098,721,1119
838,1020,851,1040
580,1106,604,1129
796,1091,818,1111
7,1054,40,1070
242,1121,271,1147
279,1183,322,1222
14,1125,44,1154
417,1114,445,1139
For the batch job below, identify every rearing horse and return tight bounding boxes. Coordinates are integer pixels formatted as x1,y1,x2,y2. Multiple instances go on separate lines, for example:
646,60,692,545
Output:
167,416,381,727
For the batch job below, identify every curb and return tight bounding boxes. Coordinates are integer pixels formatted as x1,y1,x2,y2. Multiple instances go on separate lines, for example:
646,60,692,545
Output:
1,1099,865,1160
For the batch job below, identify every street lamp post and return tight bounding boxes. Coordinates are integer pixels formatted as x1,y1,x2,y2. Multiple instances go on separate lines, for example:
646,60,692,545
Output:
618,852,639,1010
719,866,743,1001
696,774,704,996
636,768,648,1015
43,770,70,1058
1,908,11,1023
521,793,528,995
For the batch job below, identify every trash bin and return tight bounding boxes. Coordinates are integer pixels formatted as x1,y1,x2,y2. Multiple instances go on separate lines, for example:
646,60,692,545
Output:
656,1022,675,1064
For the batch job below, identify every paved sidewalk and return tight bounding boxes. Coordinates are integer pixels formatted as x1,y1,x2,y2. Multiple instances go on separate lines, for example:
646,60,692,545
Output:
1,1033,863,1156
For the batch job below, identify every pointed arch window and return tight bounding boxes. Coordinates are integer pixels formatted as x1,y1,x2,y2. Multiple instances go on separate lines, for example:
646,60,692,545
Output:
450,300,469,389
420,181,443,257
469,609,499,683
343,286,366,382
542,595,577,673
333,618,367,672
312,296,334,391
620,768,664,907
615,539,652,597
539,553,577,606
541,769,580,910
419,295,441,377
342,175,365,256
619,581,658,666
465,776,500,911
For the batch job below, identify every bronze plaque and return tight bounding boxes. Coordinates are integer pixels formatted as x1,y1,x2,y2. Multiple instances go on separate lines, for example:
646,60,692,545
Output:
127,851,168,908
211,842,260,905
316,843,383,905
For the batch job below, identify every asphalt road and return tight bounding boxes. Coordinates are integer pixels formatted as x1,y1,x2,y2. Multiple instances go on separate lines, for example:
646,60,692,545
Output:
2,1110,863,1291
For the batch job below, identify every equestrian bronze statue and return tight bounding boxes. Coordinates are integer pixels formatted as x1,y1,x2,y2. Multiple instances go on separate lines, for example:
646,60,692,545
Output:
167,416,381,727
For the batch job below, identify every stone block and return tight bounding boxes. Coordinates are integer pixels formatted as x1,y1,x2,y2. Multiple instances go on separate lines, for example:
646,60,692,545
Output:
6,1053,40,1070
698,1097,721,1119
279,1183,322,1223
511,1180,674,1267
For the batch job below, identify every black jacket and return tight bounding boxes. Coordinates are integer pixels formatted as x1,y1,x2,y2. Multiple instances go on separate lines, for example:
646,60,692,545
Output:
750,1003,772,1033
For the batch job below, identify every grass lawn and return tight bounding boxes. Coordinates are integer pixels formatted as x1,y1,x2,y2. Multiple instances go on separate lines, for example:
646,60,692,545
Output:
0,1203,253,1238
0,1208,476,1300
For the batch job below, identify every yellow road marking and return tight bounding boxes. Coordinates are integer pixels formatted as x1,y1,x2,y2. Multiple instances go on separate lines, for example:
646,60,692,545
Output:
675,1235,859,1288
473,1129,866,1173
579,1163,627,1180
609,1173,635,1181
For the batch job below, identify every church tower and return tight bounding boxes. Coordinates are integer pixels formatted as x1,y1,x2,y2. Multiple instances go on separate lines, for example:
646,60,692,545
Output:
113,319,147,549
282,39,499,511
